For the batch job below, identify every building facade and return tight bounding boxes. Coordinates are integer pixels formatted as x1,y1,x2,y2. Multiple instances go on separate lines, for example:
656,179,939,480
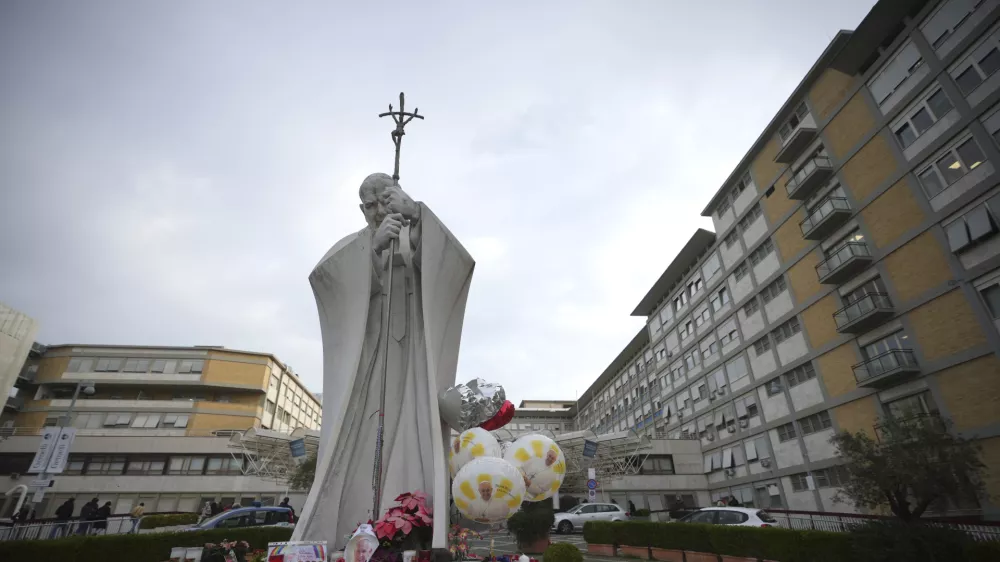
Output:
0,302,39,412
576,0,1000,520
0,344,321,518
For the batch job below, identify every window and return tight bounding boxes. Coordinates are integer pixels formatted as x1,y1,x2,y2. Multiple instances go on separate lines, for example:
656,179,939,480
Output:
863,331,909,360
799,411,833,435
813,465,851,488
700,337,719,359
65,456,85,475
790,473,811,492
772,317,801,344
123,358,151,373
679,320,693,340
745,435,770,461
85,455,127,475
684,351,699,370
640,455,675,475
162,414,190,428
945,192,1000,252
752,336,771,356
980,284,1000,319
737,204,763,232
717,196,732,217
724,230,740,249
703,254,722,281
269,374,280,388
760,276,787,304
735,393,758,419
748,240,775,267
918,135,987,199
765,378,784,396
710,287,731,312
689,277,704,295
952,27,1000,95
785,363,816,388
130,414,161,429
719,327,739,347
694,306,711,328
733,172,753,198
103,413,131,427
743,297,760,316
205,456,244,475
844,277,889,305
178,360,205,374
868,41,924,106
892,86,954,148
167,455,207,475
778,103,811,141
884,390,939,419
126,457,167,475
95,358,123,372
727,356,749,382
922,0,986,50
776,422,797,442
67,358,94,373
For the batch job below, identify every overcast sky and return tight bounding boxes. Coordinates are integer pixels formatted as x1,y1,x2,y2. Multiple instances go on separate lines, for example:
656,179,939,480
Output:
0,1,877,403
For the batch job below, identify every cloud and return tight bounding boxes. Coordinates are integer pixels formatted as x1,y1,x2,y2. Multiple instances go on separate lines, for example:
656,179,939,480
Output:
0,0,879,409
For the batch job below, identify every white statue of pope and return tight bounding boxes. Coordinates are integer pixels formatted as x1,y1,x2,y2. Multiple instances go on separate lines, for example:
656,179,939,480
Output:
293,173,475,550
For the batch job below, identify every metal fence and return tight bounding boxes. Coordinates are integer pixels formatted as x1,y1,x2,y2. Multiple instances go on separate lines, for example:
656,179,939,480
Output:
0,515,141,541
768,510,1000,543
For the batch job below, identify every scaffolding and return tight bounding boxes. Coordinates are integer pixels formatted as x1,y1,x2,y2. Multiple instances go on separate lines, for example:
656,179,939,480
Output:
228,427,320,482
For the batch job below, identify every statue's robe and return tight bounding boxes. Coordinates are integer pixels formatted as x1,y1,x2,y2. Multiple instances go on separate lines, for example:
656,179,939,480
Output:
293,204,474,549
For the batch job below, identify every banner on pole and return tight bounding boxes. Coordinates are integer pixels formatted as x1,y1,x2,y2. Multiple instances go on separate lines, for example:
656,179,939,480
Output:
28,427,61,474
46,427,77,474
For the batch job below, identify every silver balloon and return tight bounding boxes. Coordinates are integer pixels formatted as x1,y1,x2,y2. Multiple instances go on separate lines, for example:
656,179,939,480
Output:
439,378,506,432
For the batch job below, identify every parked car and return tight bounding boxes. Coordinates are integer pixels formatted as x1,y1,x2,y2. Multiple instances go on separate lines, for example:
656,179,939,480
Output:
552,502,629,534
674,507,778,528
184,507,295,531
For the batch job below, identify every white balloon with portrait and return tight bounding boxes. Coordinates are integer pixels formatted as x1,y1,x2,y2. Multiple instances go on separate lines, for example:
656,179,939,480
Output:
503,433,566,502
451,457,526,524
448,427,502,477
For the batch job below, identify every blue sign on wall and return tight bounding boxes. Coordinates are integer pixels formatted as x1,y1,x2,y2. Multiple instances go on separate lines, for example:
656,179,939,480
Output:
289,438,306,458
582,440,598,458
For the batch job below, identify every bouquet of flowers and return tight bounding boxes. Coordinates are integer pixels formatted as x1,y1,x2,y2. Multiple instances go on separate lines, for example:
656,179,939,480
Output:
372,491,434,551
203,540,251,562
448,525,482,560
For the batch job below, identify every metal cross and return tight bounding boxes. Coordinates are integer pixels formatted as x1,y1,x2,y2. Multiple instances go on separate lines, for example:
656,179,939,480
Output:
378,92,425,183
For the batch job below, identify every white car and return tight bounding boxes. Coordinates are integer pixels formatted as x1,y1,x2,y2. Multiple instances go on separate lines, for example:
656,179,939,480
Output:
552,502,629,534
675,507,778,528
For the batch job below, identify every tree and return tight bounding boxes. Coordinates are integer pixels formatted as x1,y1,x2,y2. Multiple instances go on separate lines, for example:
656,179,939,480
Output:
288,453,317,490
829,415,987,521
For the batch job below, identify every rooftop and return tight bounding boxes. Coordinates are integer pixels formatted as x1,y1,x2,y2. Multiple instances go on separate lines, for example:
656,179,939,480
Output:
631,229,716,317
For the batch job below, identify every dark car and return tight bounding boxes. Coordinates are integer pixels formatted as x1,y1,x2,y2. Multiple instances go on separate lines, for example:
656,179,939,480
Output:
185,506,295,531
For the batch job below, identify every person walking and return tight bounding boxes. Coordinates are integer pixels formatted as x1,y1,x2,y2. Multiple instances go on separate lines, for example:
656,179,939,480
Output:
77,498,99,535
278,497,296,519
129,502,145,533
210,501,221,516
93,501,112,535
52,498,75,539
198,501,212,524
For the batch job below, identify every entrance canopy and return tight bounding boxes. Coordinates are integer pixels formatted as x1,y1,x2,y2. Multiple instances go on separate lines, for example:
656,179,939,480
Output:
228,427,320,482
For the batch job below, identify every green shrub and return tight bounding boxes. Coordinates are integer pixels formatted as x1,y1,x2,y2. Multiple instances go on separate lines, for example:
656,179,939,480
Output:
847,520,972,562
706,524,769,558
581,521,615,545
0,525,292,562
966,540,1000,562
507,502,554,546
613,520,657,547
543,542,583,562
795,529,852,562
648,523,712,552
633,508,651,517
139,513,200,529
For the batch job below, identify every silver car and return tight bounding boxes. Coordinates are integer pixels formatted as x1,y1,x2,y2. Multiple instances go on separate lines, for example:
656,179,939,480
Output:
552,502,629,534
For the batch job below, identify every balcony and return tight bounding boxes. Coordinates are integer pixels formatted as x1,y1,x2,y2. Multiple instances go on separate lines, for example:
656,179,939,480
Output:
874,413,945,443
816,242,872,284
800,197,851,240
4,395,24,411
16,365,38,384
853,349,920,387
785,156,834,200
775,121,818,164
833,293,894,334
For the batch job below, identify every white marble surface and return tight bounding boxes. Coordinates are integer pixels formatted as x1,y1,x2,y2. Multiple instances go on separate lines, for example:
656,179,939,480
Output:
293,174,475,550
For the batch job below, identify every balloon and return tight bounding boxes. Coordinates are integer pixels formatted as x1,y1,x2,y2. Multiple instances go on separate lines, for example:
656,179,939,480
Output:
451,457,526,524
345,524,379,562
503,434,566,502
448,427,502,477
439,378,506,432
479,400,515,431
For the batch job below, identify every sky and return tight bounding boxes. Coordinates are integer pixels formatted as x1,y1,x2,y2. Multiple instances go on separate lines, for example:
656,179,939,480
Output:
0,0,878,404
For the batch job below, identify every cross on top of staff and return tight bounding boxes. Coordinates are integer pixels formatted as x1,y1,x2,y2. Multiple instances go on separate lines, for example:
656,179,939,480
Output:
378,92,425,182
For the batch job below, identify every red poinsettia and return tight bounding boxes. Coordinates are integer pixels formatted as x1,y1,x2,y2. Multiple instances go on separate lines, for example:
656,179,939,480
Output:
373,490,434,548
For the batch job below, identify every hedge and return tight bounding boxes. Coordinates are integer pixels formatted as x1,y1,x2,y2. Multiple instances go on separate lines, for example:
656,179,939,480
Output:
581,520,998,562
0,525,292,562
139,513,200,530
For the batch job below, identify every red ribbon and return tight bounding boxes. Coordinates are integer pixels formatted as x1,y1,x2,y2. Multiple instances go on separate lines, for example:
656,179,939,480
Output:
479,400,515,431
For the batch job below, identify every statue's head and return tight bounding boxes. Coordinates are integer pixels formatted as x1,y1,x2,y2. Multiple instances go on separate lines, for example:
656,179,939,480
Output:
358,172,397,229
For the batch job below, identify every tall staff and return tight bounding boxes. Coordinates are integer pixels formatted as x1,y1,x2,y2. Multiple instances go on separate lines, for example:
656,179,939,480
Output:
372,92,424,519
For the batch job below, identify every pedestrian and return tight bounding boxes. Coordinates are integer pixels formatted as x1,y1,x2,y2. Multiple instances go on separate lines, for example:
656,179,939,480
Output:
278,497,296,519
77,498,99,535
93,501,112,535
129,502,145,533
727,496,741,507
210,501,221,516
199,501,212,524
52,498,74,539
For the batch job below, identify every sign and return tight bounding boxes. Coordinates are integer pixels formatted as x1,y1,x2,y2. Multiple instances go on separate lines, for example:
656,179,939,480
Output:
289,438,306,458
588,489,597,501
31,488,46,503
28,427,61,474
29,479,54,489
46,427,77,473
582,440,598,458
587,467,596,480
267,541,327,562
586,479,598,490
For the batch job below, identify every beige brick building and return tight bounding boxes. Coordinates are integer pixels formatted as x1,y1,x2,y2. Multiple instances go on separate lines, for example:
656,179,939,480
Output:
574,0,1000,520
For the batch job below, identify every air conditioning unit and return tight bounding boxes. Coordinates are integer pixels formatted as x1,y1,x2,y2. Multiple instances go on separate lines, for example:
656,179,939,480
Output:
718,388,726,396
760,459,772,468
739,419,749,428
707,434,715,441
727,425,737,434
724,468,736,477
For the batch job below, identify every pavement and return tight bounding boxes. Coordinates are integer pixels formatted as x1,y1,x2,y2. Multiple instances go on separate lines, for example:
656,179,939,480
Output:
466,531,622,562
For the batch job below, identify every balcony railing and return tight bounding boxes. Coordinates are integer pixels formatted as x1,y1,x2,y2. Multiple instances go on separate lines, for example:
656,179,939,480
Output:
4,395,25,411
874,412,945,443
775,117,818,164
833,293,894,333
786,156,834,200
816,242,872,284
853,349,920,387
800,197,851,240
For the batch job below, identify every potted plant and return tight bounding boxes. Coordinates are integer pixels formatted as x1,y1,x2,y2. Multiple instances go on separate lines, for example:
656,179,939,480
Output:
373,491,434,553
506,501,554,554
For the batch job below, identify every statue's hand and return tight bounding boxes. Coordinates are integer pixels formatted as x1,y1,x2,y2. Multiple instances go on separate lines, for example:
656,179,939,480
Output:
381,186,420,223
373,213,404,253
